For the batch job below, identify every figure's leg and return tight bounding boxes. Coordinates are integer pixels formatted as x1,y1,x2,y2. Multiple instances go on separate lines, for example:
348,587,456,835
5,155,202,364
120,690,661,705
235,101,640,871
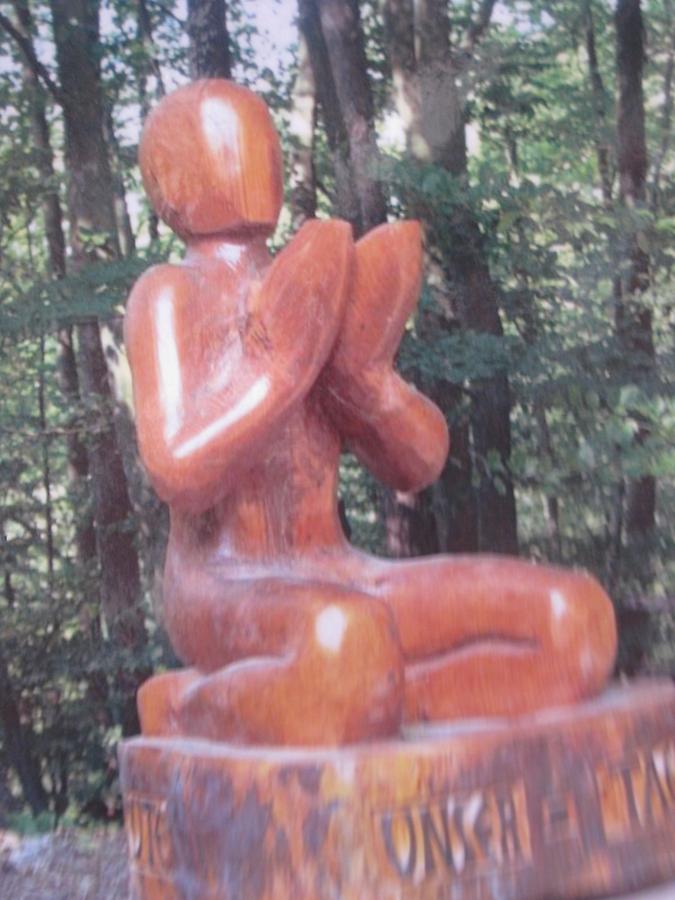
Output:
144,573,403,745
364,555,617,722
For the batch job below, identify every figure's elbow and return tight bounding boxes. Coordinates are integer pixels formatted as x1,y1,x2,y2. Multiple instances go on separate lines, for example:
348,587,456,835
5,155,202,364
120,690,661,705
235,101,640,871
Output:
354,401,449,494
387,376,449,492
140,442,189,506
392,407,449,493
413,412,449,491
138,433,225,513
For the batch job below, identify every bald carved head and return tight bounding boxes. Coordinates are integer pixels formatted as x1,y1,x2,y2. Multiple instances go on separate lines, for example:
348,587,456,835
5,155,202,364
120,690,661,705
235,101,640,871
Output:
139,79,283,239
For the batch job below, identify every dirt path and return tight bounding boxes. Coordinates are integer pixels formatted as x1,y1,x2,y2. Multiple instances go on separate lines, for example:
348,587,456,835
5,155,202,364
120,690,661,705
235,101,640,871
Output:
1,828,673,899
0,829,128,899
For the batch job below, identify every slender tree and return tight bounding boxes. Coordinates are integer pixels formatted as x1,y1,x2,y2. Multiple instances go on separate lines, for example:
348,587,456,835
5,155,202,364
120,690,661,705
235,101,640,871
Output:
288,31,317,229
298,0,383,232
136,0,166,242
8,0,94,567
103,106,136,258
300,0,422,552
650,0,674,209
583,0,614,207
8,0,111,741
0,637,48,815
49,0,149,735
312,0,387,232
186,0,230,80
614,0,656,536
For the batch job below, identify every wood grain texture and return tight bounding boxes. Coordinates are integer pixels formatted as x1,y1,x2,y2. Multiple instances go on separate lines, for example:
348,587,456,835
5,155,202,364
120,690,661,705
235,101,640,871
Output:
125,79,617,746
120,682,675,899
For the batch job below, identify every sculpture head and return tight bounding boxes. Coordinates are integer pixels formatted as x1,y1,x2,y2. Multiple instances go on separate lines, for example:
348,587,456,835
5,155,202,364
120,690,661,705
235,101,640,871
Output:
139,79,283,240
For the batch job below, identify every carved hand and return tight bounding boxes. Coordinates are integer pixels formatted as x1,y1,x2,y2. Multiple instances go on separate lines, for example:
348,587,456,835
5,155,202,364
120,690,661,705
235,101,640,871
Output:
322,221,449,492
330,221,423,377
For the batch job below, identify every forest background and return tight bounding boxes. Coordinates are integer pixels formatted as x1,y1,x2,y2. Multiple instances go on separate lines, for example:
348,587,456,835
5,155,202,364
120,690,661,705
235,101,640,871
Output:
0,0,673,827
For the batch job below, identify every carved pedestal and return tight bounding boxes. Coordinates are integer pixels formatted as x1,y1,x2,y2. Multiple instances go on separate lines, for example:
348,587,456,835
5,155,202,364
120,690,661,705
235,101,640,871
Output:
119,681,675,900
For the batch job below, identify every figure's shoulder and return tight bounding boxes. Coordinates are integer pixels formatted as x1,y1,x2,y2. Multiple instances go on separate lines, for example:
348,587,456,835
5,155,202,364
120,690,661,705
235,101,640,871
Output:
127,262,194,307
125,263,195,333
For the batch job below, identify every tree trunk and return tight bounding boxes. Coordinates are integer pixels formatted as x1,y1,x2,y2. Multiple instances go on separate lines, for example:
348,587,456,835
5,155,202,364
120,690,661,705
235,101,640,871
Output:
50,0,148,736
56,328,97,563
381,0,472,556
615,0,656,535
12,0,92,551
441,217,518,553
103,106,136,257
584,0,614,206
186,0,231,80
298,0,375,231
299,0,406,553
381,0,420,147
136,0,165,242
383,488,439,556
313,0,388,233
650,0,674,209
382,0,518,555
11,0,105,727
417,0,518,556
0,636,48,816
288,31,317,229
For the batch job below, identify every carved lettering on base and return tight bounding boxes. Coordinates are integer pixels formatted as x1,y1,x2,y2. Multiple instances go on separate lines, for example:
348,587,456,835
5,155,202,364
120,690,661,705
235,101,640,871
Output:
374,738,675,886
124,793,172,873
377,780,532,882
122,736,675,892
595,738,675,842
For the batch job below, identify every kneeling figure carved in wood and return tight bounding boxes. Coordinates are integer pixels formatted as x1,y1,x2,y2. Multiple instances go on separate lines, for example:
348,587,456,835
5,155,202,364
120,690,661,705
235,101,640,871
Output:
125,79,617,746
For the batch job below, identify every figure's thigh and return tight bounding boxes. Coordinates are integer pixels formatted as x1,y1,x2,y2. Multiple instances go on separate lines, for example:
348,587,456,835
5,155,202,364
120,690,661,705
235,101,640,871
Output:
366,554,617,721
368,555,609,657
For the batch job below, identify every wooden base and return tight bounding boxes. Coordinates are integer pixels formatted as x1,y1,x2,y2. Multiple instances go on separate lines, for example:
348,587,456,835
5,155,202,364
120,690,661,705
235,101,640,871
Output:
119,681,675,899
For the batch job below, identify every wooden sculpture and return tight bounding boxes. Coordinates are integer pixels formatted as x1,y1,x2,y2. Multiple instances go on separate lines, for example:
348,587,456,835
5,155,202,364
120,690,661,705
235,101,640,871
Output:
120,80,675,900
125,79,617,747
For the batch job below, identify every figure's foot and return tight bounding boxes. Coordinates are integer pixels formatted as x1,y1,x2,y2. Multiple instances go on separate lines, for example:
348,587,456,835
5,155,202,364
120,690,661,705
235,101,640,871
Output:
137,668,201,736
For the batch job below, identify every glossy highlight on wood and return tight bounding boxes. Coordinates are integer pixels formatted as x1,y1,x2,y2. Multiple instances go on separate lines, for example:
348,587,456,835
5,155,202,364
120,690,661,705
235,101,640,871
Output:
125,79,617,746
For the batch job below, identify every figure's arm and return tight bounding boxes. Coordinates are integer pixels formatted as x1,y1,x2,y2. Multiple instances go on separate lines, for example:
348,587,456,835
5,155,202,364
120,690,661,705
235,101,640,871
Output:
323,221,449,492
125,220,353,512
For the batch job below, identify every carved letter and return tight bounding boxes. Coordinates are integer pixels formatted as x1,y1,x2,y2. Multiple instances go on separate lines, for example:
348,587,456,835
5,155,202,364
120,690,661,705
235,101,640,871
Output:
381,810,417,879
420,805,454,875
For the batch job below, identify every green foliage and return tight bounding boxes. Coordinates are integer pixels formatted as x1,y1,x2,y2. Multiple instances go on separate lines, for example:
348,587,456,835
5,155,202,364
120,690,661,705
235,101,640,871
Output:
0,0,673,827
373,0,675,611
7,810,55,835
339,454,386,554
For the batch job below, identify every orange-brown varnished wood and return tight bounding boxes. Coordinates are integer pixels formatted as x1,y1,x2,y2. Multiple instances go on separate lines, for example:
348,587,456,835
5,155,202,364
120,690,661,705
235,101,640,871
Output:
125,79,617,747
139,80,283,238
120,683,675,899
